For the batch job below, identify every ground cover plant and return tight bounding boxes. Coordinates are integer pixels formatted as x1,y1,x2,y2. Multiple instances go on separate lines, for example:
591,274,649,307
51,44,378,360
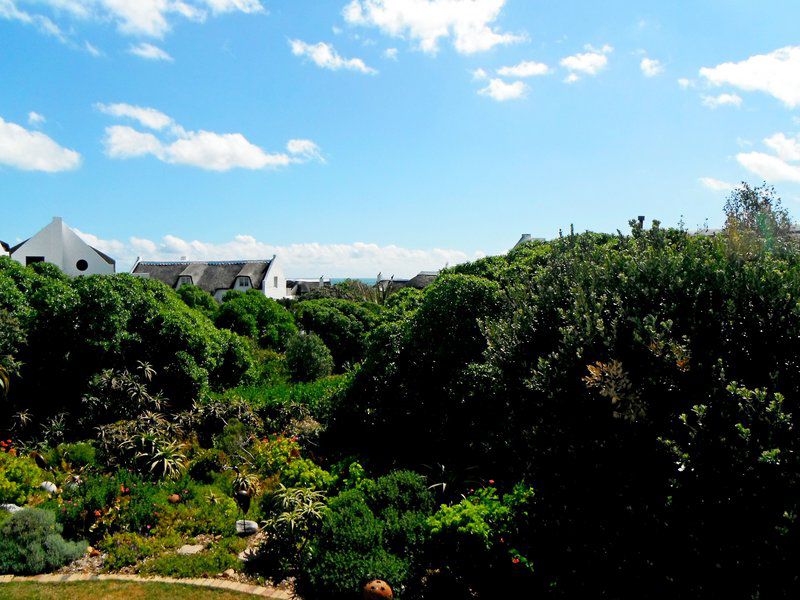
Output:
2,184,800,598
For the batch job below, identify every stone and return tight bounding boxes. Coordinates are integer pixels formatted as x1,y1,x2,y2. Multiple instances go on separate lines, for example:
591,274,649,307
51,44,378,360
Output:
167,494,181,504
177,544,205,555
40,481,58,493
223,568,236,578
0,503,22,513
235,519,259,535
363,579,393,599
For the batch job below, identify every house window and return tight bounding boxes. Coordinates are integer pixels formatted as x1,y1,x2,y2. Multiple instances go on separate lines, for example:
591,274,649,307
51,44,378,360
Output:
237,277,251,288
26,256,44,266
274,276,278,288
76,259,88,272
177,276,192,288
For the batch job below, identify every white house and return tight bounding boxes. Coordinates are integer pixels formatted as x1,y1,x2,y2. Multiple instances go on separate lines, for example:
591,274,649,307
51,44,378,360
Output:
131,256,288,301
6,217,116,275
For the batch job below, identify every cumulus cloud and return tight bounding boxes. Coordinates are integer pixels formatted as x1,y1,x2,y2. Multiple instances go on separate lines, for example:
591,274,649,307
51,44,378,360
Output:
289,39,377,74
478,78,528,101
701,93,742,109
699,177,734,191
0,115,81,172
737,132,800,183
497,60,549,78
640,57,663,77
471,67,488,80
383,47,398,60
129,42,173,61
700,46,800,108
560,44,612,82
677,77,692,89
76,230,477,277
342,0,524,55
98,104,322,171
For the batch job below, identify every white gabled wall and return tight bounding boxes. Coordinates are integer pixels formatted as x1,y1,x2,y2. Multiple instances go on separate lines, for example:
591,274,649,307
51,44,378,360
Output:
263,255,287,300
10,217,115,276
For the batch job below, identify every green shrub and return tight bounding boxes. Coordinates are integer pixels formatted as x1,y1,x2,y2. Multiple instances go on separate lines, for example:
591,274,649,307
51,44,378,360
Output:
286,333,334,383
99,532,179,571
0,508,87,574
140,538,246,578
0,452,45,505
216,289,297,350
177,285,218,319
56,442,97,468
251,435,334,490
299,471,433,598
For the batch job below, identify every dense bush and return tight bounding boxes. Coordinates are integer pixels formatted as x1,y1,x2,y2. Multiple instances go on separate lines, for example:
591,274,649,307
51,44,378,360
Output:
299,471,434,599
0,259,255,429
215,289,297,350
0,508,87,574
293,299,380,367
286,333,334,383
177,284,218,319
0,452,45,505
140,538,246,578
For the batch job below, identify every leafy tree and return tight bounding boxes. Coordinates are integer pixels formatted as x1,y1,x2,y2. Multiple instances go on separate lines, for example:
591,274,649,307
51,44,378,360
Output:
724,182,796,255
293,299,380,368
177,284,218,319
286,333,334,383
216,289,297,350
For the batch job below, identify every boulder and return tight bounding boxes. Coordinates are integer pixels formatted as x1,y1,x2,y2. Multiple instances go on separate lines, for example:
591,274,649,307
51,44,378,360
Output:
235,519,259,535
0,503,22,513
177,544,205,555
40,481,58,493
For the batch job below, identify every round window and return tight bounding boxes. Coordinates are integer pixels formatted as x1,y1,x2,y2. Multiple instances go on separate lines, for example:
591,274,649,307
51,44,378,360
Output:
76,259,88,272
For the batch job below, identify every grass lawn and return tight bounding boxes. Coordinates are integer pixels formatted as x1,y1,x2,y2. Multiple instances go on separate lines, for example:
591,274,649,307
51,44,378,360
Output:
0,581,256,599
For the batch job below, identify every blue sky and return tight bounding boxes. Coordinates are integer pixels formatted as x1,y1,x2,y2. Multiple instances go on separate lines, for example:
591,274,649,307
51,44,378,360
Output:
2,1,800,276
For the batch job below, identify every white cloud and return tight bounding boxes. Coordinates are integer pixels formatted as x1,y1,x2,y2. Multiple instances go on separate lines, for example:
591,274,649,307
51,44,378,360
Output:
99,105,323,171
640,57,663,77
80,230,478,277
27,111,45,126
478,78,528,101
383,47,398,60
560,44,612,82
287,139,325,163
0,115,81,172
700,46,800,108
95,102,175,130
737,131,800,183
764,132,800,162
7,0,264,41
289,39,377,74
472,67,488,80
497,60,549,78
677,77,692,89
701,93,742,109
129,42,173,61
0,0,66,41
201,0,264,15
342,0,524,55
84,40,101,56
699,177,734,191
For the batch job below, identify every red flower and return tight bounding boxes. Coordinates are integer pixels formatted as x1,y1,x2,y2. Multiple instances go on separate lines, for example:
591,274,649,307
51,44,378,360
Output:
93,510,101,517
512,558,520,564
488,479,495,485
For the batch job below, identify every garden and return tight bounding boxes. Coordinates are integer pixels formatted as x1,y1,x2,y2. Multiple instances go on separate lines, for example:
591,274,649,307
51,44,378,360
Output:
2,183,800,598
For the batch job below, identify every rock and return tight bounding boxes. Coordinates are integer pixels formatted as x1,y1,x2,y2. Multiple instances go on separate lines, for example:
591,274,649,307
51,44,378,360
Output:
363,579,393,599
235,519,259,535
40,481,58,493
177,544,205,555
86,546,101,557
223,568,236,578
167,494,181,504
0,503,22,513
